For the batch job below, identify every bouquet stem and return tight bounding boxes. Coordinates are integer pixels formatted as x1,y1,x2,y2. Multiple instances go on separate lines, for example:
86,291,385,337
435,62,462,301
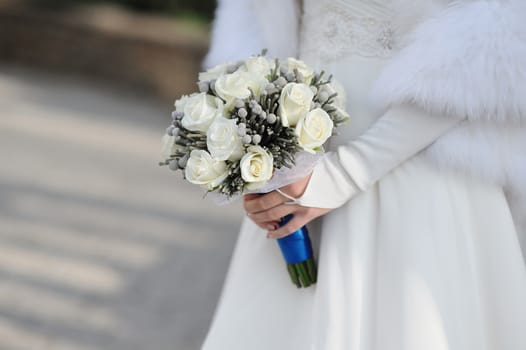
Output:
287,258,317,288
277,215,317,288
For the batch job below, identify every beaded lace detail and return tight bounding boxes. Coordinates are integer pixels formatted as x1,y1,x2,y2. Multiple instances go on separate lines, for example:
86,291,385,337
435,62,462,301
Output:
300,0,397,62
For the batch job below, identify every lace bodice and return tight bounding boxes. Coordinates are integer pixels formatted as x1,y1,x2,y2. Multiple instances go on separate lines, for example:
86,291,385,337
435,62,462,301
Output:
299,0,402,143
300,0,397,63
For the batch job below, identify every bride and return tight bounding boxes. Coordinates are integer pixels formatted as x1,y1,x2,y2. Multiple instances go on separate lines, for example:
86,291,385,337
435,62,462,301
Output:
201,0,526,349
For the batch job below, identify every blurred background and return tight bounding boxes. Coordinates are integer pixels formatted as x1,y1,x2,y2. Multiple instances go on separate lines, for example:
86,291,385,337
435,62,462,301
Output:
0,0,244,349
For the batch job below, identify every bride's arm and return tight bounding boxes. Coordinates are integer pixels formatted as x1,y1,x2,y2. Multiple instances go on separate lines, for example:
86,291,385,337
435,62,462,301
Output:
244,106,462,237
296,106,462,208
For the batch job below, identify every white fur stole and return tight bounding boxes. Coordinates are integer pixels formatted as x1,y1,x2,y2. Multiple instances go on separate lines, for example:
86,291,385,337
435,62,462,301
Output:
371,0,526,246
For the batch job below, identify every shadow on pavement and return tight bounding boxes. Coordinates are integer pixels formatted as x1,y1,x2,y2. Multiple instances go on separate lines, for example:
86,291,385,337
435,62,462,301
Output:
0,64,243,350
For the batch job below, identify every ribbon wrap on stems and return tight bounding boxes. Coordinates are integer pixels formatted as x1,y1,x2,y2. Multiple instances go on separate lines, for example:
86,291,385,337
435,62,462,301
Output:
277,214,317,287
277,215,313,264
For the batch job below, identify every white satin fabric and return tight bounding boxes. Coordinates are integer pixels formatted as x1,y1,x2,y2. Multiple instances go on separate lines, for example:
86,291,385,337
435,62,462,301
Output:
202,1,526,349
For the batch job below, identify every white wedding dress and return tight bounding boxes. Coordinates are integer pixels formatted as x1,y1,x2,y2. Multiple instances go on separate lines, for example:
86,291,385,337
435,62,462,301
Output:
202,1,526,349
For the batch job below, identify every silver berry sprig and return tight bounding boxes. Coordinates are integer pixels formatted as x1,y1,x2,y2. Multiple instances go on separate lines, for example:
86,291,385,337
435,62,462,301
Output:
217,162,245,197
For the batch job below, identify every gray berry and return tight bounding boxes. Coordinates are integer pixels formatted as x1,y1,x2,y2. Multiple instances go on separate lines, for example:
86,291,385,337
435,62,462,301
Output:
318,91,329,102
265,83,276,91
274,77,287,87
252,135,262,144
310,86,318,94
242,135,252,144
169,160,179,171
253,105,263,114
172,111,183,120
172,128,180,137
237,127,246,136
286,72,296,82
166,125,175,136
266,113,277,124
280,66,288,75
238,108,248,118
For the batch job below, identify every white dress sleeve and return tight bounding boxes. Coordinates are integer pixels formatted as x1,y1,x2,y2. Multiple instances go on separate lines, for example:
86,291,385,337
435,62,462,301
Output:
296,106,462,208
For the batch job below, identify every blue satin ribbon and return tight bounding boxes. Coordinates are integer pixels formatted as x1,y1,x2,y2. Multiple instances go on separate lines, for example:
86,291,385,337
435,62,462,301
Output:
277,214,313,264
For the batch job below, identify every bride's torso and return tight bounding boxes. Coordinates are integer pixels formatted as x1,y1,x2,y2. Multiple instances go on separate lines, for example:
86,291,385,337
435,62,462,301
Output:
299,0,446,145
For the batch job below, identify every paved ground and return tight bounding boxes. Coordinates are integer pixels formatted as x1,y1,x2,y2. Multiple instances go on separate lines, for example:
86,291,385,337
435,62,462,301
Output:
0,64,243,350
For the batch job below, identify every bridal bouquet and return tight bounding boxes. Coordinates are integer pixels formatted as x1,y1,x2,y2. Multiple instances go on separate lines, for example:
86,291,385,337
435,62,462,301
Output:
160,53,349,288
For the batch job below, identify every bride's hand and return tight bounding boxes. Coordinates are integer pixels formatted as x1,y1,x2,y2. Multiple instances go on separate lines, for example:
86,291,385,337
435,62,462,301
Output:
243,174,331,239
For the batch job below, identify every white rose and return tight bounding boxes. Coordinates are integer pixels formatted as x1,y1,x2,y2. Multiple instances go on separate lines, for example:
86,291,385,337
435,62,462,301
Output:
241,56,274,77
240,146,274,190
174,94,191,112
285,58,314,84
215,70,267,105
295,108,334,153
161,134,176,159
181,93,224,132
207,117,244,161
278,83,315,127
198,63,230,82
185,150,229,190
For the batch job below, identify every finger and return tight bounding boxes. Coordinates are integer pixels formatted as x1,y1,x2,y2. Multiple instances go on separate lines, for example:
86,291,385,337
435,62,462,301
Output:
253,221,280,231
249,204,299,224
243,194,259,210
244,191,286,214
243,193,260,201
268,213,308,239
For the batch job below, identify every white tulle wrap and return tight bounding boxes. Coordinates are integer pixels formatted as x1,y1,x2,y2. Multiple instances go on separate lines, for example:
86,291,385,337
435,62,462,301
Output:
210,151,322,205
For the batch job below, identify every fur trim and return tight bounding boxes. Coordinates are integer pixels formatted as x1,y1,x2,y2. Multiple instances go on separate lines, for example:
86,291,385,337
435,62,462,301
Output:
426,122,526,195
371,0,526,247
372,0,526,123
203,0,300,68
